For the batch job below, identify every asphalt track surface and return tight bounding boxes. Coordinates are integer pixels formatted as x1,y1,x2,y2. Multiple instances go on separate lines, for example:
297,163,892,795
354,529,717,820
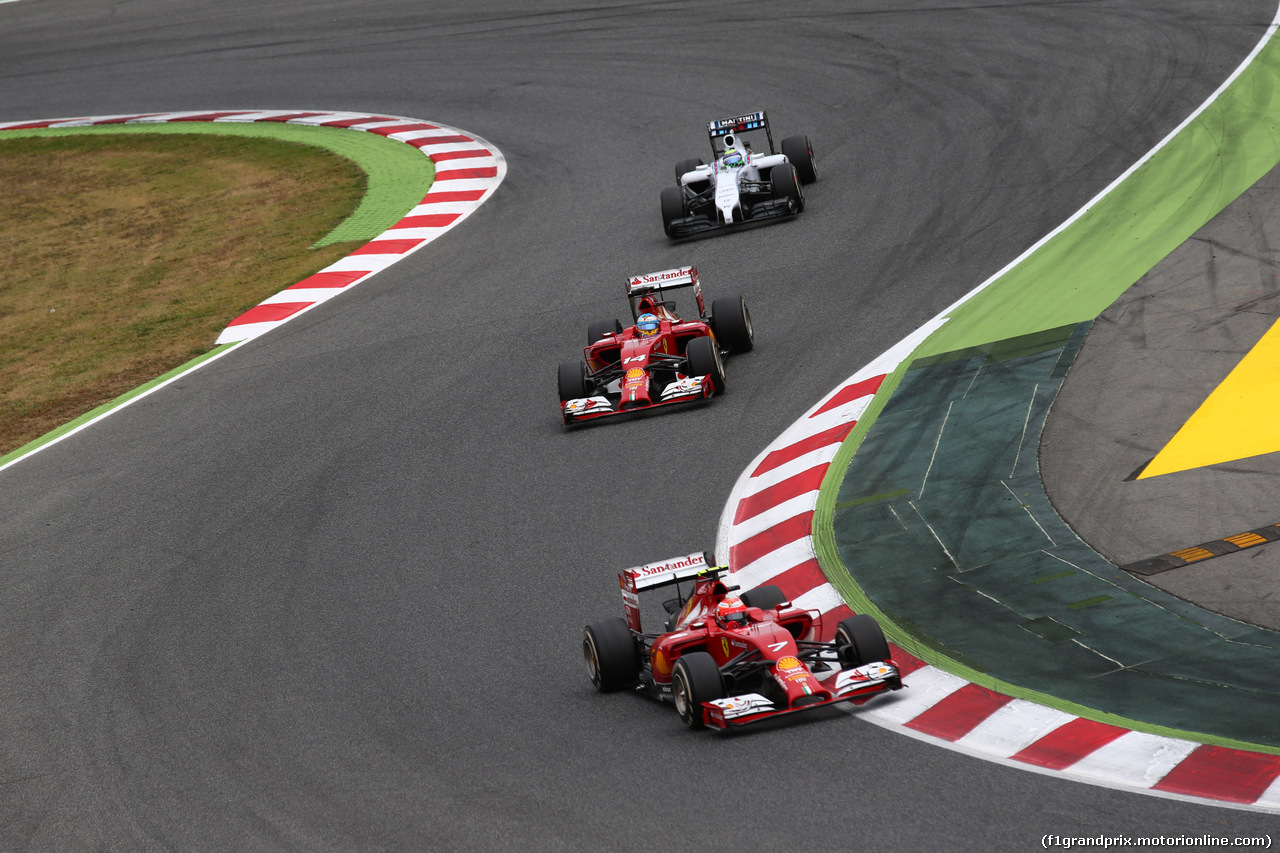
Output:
2,1,1279,850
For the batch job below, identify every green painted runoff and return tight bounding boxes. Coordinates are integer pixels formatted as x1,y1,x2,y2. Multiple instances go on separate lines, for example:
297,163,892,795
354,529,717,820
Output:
916,31,1280,359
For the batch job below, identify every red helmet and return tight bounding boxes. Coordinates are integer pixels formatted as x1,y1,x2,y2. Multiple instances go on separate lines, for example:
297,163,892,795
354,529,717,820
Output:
715,596,749,628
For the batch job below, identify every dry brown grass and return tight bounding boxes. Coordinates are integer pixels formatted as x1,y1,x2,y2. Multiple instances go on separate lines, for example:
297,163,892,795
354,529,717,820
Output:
0,133,367,454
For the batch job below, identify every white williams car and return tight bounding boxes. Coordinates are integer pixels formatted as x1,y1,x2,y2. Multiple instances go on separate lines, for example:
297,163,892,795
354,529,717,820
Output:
661,111,816,239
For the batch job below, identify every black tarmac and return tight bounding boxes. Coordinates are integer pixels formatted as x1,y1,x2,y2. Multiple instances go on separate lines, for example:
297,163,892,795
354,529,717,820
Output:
2,1,1278,850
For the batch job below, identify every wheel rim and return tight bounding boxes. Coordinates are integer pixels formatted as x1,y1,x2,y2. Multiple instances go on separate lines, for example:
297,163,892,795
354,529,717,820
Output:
584,635,602,687
673,669,690,719
836,628,853,667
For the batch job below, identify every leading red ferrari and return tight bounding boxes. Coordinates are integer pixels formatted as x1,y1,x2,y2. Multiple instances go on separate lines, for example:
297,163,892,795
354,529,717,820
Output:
583,552,902,729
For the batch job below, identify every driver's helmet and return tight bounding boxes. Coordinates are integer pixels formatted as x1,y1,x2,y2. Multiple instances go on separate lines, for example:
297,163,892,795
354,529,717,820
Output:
721,148,746,169
637,313,661,336
715,596,749,629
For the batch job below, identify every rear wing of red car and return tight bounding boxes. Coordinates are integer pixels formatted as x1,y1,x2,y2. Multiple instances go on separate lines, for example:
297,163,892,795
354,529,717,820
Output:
618,551,721,631
625,265,706,321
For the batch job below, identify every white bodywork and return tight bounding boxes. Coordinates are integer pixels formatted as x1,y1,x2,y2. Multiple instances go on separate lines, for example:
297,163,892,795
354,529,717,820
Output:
680,150,790,223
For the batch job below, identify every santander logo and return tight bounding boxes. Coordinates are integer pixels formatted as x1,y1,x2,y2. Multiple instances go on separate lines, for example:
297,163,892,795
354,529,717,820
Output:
629,267,695,287
637,553,705,576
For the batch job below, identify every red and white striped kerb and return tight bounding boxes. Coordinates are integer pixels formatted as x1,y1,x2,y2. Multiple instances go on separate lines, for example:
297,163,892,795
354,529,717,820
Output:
0,110,505,344
713,320,1280,811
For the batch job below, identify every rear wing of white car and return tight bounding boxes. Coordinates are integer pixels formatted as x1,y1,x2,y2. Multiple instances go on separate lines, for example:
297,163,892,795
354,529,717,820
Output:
707,110,775,157
625,265,707,321
618,551,721,632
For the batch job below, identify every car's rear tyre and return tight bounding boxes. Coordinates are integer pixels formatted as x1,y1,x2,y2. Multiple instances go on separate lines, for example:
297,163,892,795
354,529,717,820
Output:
671,651,724,729
770,163,805,213
683,335,725,394
558,360,590,403
583,617,641,692
660,186,686,237
710,295,754,353
674,157,704,182
836,615,891,668
741,584,787,611
781,134,817,184
587,318,623,345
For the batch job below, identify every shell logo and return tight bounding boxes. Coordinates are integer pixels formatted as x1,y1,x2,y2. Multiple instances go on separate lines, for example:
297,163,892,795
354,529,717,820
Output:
777,656,802,671
652,649,671,677
625,368,645,381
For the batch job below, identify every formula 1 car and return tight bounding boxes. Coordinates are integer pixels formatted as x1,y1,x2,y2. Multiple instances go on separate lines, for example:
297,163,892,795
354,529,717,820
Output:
582,552,902,730
558,265,753,425
661,110,817,239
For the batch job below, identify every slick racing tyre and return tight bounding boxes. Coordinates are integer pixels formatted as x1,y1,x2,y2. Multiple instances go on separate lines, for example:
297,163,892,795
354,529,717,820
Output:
660,186,686,237
674,157,704,182
781,134,817,184
558,360,591,402
740,584,787,611
770,163,805,213
671,651,724,729
587,318,623,345
583,617,641,692
683,335,725,394
836,615,891,669
710,295,754,353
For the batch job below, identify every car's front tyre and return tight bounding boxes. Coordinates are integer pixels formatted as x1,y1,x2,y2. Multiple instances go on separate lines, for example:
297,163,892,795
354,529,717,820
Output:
683,335,725,394
770,163,805,213
671,651,724,729
558,360,590,403
835,614,891,668
660,186,686,237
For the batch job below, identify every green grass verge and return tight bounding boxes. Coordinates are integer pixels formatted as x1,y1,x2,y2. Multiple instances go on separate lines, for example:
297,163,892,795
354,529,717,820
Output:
3,122,435,247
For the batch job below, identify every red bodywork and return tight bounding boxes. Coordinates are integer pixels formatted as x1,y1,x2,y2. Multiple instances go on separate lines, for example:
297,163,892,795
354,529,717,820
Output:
582,310,716,413
561,266,721,425
617,555,902,729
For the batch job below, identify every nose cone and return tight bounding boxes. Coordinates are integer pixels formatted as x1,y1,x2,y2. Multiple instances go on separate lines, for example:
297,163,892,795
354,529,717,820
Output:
772,654,830,706
714,171,739,222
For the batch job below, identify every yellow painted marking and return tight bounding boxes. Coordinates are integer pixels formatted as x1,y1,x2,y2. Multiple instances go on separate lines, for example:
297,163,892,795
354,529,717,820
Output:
1224,532,1267,548
1170,547,1214,562
1141,316,1280,478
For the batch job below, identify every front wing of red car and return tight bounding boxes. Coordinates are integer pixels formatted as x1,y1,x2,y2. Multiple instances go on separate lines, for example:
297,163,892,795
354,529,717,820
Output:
702,660,901,729
562,375,714,424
